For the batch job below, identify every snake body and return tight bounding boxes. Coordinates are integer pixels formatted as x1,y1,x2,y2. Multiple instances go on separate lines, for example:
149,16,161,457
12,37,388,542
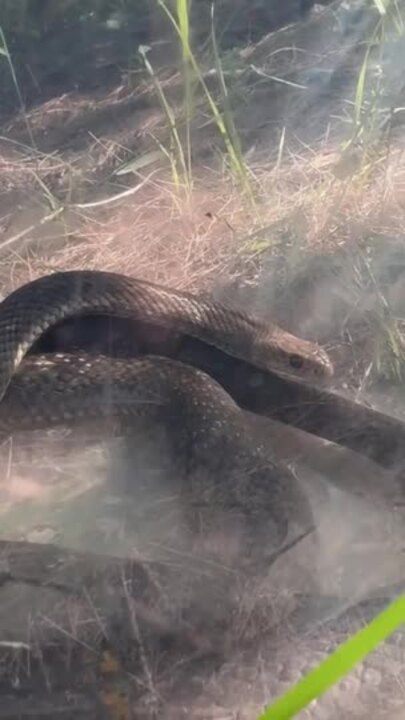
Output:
0,270,333,404
0,270,399,716
0,270,333,564
0,350,316,565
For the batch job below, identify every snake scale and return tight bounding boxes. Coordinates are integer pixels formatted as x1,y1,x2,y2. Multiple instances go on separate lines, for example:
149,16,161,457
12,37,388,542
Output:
0,270,401,717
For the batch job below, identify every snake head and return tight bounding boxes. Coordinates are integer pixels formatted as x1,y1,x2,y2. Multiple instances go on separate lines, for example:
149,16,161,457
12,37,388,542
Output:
255,331,334,382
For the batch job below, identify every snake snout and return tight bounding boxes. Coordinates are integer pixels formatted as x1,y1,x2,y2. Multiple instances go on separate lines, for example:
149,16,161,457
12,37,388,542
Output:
257,336,334,380
299,354,334,380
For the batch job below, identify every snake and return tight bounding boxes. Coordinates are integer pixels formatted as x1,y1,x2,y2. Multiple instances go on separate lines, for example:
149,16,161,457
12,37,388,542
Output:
0,269,335,562
0,269,333,395
0,270,402,717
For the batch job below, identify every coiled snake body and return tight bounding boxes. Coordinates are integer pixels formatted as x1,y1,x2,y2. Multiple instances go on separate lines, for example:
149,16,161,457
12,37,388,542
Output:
0,270,333,560
0,271,402,717
0,269,333,397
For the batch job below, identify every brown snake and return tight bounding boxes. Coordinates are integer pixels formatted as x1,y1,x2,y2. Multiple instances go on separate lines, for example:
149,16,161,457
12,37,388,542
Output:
0,269,333,562
0,270,332,401
0,271,402,717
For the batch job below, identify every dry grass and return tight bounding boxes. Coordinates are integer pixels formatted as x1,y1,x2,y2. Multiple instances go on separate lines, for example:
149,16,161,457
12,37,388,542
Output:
0,146,394,236
2,129,405,406
2,136,405,300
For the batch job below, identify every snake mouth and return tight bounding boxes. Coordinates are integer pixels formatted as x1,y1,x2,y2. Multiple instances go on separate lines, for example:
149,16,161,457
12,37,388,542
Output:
308,352,335,380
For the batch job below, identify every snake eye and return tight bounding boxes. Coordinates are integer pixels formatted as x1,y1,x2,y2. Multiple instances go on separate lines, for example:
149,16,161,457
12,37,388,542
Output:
289,354,304,370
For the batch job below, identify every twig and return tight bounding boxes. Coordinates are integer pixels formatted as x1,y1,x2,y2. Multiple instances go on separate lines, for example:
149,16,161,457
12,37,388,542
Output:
73,171,157,209
0,207,64,251
0,172,157,251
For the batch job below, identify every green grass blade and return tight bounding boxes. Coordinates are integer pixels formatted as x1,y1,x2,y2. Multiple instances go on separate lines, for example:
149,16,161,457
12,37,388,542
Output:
138,44,189,190
372,0,388,14
354,41,373,126
258,592,405,720
0,25,35,148
209,3,249,189
176,0,194,181
177,0,191,57
157,0,253,197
